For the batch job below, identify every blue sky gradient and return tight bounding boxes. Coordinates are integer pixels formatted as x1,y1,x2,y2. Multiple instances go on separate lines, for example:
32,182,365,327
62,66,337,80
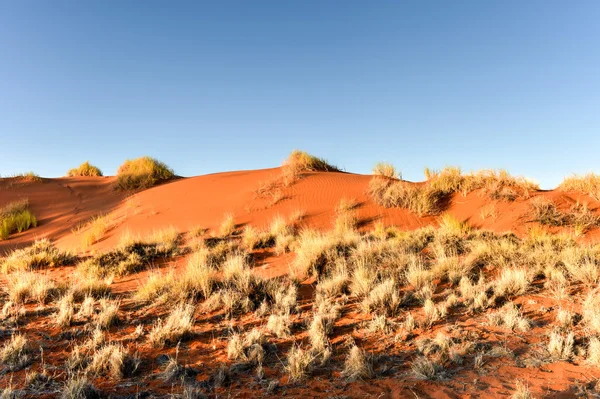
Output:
1,1,599,188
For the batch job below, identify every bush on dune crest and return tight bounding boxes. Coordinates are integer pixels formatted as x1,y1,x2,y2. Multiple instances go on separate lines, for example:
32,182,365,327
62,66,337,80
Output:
66,161,103,177
369,165,539,216
560,173,600,201
0,199,37,240
116,156,175,190
10,172,42,182
283,150,339,173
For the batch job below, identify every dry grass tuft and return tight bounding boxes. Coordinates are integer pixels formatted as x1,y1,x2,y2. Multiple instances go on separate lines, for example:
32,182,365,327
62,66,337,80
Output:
6,272,58,304
78,227,181,278
94,299,119,329
148,303,195,347
286,346,314,382
372,162,399,179
411,356,438,379
0,334,32,371
512,380,534,399
560,173,600,201
60,376,99,399
219,213,236,237
547,330,574,360
283,149,339,173
87,344,139,379
66,161,103,177
81,214,113,248
1,239,77,273
341,345,373,380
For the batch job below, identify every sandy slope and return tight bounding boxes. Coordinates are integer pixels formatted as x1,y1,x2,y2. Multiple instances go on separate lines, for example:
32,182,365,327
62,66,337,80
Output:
2,168,599,256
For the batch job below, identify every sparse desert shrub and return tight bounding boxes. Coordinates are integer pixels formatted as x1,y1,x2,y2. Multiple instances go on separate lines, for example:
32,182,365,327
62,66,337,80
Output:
6,272,58,304
372,162,399,179
561,247,600,286
60,376,99,399
1,239,77,273
219,213,236,237
0,199,37,240
422,299,441,327
530,197,566,226
66,161,103,177
317,272,349,299
87,344,139,379
487,303,531,332
560,173,600,201
547,330,574,360
530,198,600,234
0,334,32,371
227,329,267,365
555,308,574,331
361,279,403,316
267,313,291,338
341,345,373,380
291,229,358,279
512,380,534,399
411,356,438,379
69,273,112,300
55,294,76,327
78,228,180,278
587,337,600,366
308,301,340,357
367,314,396,334
368,177,444,215
179,251,217,300
438,213,470,235
81,214,112,248
334,198,358,234
116,156,175,190
148,303,195,347
370,167,537,215
77,296,97,320
494,268,531,298
286,346,314,382
283,149,339,174
242,225,275,250
12,172,42,182
583,293,600,333
94,299,119,329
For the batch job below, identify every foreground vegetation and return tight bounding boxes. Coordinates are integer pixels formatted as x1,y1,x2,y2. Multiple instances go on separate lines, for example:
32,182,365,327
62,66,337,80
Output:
2,208,600,397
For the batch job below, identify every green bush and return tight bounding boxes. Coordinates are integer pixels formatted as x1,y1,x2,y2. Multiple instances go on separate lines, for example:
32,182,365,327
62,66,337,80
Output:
116,156,175,190
67,161,103,177
0,199,37,240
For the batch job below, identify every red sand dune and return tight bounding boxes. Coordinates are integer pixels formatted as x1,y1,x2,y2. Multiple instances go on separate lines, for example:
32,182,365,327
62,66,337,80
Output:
2,167,600,255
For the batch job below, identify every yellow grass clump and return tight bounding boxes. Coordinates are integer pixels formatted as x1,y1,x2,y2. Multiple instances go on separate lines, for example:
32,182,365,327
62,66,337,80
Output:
283,150,339,174
0,199,37,240
116,156,175,190
560,173,600,201
66,161,103,177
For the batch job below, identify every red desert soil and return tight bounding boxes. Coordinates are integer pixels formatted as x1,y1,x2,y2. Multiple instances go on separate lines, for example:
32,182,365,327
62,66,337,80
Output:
2,169,600,399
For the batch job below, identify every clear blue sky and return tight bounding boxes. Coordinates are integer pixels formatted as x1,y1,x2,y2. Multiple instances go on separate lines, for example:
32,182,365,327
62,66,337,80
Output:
1,1,599,188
